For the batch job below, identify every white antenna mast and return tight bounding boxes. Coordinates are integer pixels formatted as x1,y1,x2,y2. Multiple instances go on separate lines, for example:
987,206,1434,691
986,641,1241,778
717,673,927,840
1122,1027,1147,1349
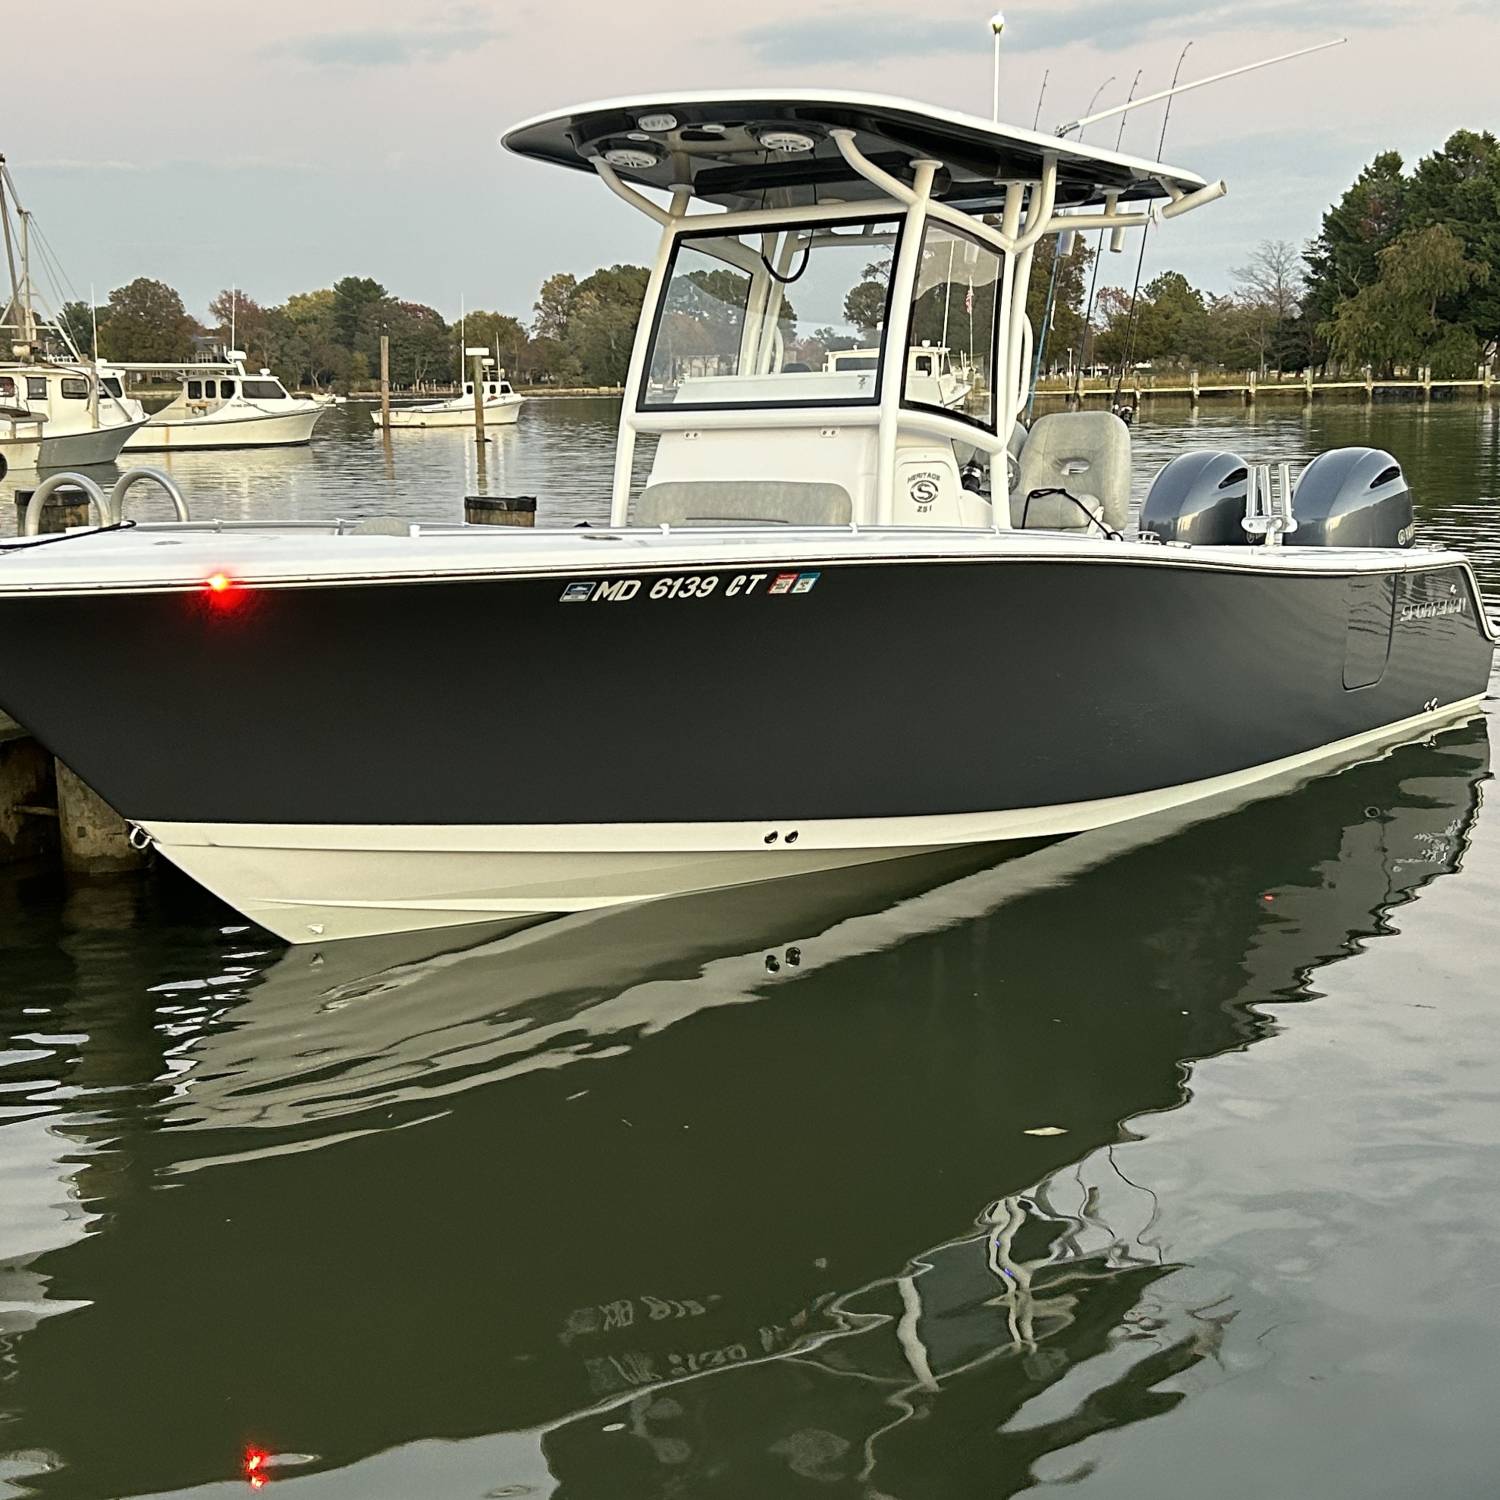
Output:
1055,37,1346,137
990,11,1006,123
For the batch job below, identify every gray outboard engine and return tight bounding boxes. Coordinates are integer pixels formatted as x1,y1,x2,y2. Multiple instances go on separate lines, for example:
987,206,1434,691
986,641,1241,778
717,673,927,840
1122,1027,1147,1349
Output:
1291,447,1413,548
1139,451,1251,545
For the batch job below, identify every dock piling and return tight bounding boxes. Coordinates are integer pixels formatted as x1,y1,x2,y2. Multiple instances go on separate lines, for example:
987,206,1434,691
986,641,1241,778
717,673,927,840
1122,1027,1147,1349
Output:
14,485,91,535
54,761,147,875
464,495,537,527
379,333,391,430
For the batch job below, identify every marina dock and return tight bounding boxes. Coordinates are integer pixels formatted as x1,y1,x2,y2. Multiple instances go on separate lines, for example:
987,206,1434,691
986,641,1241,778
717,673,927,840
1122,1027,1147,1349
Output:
1034,368,1500,408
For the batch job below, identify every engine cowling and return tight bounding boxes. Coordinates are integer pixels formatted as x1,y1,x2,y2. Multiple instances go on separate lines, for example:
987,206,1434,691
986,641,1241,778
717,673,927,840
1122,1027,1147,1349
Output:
1139,451,1251,545
1290,447,1413,548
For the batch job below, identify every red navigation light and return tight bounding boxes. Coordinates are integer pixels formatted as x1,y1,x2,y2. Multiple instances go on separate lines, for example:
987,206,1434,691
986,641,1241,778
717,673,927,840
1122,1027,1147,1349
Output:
244,1447,269,1488
206,572,232,593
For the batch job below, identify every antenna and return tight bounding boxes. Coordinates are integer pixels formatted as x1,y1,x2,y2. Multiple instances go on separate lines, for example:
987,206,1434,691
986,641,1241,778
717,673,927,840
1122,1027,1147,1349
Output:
1055,37,1346,137
1031,68,1049,132
990,11,1006,123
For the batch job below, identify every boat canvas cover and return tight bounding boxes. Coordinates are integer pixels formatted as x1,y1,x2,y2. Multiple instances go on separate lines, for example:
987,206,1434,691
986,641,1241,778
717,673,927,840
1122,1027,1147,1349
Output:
501,90,1208,212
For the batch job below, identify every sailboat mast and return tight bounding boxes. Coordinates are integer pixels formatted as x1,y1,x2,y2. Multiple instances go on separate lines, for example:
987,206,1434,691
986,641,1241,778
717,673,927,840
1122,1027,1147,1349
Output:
18,206,36,345
0,159,22,341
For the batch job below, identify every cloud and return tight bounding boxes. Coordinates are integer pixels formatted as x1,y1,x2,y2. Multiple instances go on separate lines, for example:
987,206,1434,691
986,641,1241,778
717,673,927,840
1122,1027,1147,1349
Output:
743,0,1423,66
270,9,501,68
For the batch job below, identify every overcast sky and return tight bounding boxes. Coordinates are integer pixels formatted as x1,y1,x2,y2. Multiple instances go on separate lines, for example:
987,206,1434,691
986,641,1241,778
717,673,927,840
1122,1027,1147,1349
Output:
3,0,1493,325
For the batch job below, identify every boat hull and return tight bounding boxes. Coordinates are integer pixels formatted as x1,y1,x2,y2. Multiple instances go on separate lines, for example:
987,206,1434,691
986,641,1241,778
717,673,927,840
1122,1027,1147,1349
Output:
123,407,324,450
374,400,524,428
0,550,1490,941
38,419,147,468
1,418,144,471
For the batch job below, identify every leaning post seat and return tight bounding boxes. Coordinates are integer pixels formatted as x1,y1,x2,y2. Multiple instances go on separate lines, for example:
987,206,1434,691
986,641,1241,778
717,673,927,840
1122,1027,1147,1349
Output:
634,480,854,527
1011,412,1132,533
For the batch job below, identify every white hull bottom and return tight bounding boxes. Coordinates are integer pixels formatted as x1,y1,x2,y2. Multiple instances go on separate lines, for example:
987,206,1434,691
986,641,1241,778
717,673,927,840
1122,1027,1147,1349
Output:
124,409,322,450
141,697,1484,945
376,403,523,428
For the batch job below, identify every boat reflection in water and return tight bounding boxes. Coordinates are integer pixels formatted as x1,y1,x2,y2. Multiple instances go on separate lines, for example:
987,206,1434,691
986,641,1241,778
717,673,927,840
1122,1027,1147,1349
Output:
0,720,1487,1497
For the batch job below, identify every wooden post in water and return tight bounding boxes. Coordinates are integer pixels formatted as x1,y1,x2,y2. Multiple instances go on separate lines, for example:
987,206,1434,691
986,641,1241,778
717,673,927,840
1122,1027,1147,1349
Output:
379,333,391,429
1364,366,1375,403
54,760,145,875
1421,365,1432,405
14,486,90,534
1189,369,1199,405
0,722,56,867
1303,366,1314,405
465,495,537,527
472,352,486,445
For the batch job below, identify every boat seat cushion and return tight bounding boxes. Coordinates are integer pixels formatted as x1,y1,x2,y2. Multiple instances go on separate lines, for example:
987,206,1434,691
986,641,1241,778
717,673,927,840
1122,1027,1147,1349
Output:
346,517,411,536
635,480,853,527
1013,411,1131,532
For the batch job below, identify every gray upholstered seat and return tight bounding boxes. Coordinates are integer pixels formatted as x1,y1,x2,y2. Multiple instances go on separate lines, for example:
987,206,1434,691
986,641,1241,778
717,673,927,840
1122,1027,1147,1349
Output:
635,480,853,527
1011,412,1131,533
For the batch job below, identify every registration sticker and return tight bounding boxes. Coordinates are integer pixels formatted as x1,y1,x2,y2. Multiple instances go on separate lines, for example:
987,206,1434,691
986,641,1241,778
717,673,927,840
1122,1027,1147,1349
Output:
791,572,820,594
769,573,797,596
560,581,595,602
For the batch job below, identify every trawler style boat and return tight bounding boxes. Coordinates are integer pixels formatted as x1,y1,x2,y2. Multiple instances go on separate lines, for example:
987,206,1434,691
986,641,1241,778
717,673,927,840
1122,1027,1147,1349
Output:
0,90,1492,943
0,360,145,469
824,343,972,411
372,374,525,429
105,355,327,450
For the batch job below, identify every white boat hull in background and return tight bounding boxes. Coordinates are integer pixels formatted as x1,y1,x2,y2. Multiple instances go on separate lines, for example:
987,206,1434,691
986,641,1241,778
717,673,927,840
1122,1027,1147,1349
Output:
1,418,147,471
124,405,325,451
374,398,524,429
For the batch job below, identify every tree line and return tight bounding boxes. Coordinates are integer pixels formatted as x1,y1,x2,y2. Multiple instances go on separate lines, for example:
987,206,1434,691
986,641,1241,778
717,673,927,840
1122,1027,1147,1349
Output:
1034,128,1500,381
58,266,651,390
56,126,1499,390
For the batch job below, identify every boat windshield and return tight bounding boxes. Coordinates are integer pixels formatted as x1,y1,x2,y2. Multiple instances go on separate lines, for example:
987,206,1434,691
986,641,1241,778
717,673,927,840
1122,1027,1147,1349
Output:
641,214,902,410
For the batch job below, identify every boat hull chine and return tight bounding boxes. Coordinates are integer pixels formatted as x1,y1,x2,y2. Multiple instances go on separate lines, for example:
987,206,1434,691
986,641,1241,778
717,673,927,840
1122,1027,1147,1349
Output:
142,691,1486,942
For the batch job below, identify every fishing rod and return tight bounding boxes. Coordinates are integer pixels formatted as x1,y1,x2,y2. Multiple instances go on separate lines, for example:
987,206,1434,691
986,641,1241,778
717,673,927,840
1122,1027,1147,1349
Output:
1026,74,1116,412
1070,69,1143,390
1054,36,1346,138
1110,43,1192,409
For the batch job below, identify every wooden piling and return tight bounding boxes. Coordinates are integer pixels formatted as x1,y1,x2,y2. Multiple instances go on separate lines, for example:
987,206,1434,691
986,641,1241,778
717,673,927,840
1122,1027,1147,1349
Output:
0,721,57,865
1304,367,1314,405
464,495,537,527
1189,369,1199,405
1364,367,1375,403
54,760,146,875
1245,370,1257,406
379,334,391,430
472,352,486,445
14,485,91,535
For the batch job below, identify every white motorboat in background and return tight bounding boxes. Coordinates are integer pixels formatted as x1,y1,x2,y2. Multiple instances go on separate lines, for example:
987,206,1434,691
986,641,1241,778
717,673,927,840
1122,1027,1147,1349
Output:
823,343,973,411
0,362,146,470
372,374,525,429
0,156,148,470
106,355,328,450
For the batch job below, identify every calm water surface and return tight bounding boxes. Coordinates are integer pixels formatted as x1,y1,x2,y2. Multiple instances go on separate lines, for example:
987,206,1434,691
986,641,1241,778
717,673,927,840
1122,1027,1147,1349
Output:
1,397,1499,1498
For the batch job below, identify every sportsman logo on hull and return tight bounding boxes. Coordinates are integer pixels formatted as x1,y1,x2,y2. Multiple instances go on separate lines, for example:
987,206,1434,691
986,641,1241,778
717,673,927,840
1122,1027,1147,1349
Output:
558,571,820,603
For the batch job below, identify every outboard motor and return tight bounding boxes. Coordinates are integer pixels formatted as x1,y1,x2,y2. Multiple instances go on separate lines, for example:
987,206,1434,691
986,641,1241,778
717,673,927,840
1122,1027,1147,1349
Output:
1139,451,1251,545
1291,447,1413,548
